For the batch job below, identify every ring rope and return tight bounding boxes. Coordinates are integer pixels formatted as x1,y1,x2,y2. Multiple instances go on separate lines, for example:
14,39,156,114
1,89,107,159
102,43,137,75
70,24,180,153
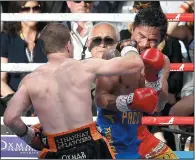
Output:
161,127,194,136
1,13,194,22
1,63,194,73
1,116,193,126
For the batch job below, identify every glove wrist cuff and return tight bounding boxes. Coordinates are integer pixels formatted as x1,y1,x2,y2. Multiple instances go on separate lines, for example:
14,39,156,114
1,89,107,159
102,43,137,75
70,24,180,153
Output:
20,126,35,144
116,93,134,112
145,78,162,92
121,46,139,57
145,70,163,92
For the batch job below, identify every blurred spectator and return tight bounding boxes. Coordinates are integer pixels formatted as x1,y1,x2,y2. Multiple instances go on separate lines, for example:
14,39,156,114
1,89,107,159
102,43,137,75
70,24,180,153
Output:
92,1,134,31
154,35,184,150
162,1,194,150
91,1,112,13
63,1,94,60
1,1,10,13
165,1,194,35
168,0,194,116
1,1,47,116
0,2,3,31
40,1,68,13
169,39,194,117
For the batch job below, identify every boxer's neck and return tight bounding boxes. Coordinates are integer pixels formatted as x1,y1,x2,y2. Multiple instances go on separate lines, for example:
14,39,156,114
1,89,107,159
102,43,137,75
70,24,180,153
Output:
47,52,70,63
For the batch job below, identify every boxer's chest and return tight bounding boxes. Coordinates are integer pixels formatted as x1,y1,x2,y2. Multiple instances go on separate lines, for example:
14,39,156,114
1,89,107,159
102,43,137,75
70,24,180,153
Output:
112,73,141,95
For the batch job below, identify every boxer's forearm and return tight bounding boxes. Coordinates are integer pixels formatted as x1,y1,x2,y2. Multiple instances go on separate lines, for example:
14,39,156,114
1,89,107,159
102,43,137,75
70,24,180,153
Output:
155,78,169,112
155,56,170,112
4,116,28,136
95,94,118,111
169,95,194,116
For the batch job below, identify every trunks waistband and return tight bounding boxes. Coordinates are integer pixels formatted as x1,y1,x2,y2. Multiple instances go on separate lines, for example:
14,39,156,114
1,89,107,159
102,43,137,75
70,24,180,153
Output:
43,122,102,151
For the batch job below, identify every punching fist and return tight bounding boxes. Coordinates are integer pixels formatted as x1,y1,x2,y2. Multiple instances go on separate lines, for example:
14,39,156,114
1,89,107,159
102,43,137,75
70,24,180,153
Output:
19,124,44,151
116,39,137,51
141,48,165,92
116,39,139,56
141,48,165,82
103,39,138,59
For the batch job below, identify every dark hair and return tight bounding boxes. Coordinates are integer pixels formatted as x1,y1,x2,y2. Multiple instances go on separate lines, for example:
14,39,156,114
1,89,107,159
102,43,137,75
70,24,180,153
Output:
133,7,168,41
133,1,161,9
39,23,71,56
3,1,46,36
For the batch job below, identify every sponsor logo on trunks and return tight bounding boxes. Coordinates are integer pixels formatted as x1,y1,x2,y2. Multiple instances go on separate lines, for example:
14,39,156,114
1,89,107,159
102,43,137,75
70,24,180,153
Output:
153,147,178,159
104,127,117,155
145,141,167,159
62,151,87,159
54,128,92,151
122,111,142,124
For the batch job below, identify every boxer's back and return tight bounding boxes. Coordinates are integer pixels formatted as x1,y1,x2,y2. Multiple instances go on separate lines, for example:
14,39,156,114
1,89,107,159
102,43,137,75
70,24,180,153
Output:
25,59,94,134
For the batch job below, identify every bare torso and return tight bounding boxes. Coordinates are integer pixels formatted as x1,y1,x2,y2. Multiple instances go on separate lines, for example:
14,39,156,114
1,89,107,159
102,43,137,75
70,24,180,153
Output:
96,71,145,124
24,59,95,134
111,72,145,96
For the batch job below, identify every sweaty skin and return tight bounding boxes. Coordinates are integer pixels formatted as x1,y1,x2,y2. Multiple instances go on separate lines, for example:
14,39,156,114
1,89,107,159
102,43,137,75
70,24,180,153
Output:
3,53,143,135
95,55,170,112
89,24,170,113
95,72,145,111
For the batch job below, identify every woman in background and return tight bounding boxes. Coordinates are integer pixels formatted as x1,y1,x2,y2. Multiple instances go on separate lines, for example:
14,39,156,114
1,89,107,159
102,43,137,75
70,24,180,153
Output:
1,1,47,115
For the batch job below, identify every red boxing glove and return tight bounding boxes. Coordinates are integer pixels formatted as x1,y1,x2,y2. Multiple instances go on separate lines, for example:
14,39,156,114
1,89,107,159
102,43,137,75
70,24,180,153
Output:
130,88,158,114
141,48,165,82
19,124,44,151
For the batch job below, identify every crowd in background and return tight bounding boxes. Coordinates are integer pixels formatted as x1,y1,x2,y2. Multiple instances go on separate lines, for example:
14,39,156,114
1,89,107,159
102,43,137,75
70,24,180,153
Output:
0,1,194,151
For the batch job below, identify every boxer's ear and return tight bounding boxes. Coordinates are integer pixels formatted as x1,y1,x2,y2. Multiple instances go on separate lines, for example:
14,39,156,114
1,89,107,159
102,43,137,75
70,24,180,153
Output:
67,41,73,54
130,23,135,33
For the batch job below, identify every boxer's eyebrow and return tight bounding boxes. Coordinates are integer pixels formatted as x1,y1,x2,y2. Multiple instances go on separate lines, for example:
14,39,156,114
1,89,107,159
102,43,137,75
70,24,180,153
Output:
138,32,146,38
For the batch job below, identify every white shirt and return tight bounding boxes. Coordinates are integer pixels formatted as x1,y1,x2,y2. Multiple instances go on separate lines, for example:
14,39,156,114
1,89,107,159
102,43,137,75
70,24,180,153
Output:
70,21,93,60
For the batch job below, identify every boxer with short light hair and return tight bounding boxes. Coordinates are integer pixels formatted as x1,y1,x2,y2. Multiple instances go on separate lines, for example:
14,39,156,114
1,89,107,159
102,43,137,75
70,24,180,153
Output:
3,23,144,159
88,8,178,159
